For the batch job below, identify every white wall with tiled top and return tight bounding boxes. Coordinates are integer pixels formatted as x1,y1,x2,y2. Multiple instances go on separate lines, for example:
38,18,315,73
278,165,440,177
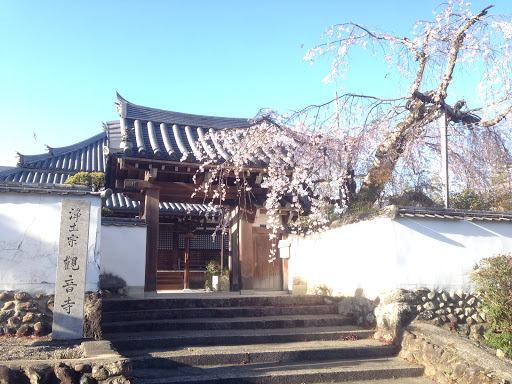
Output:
288,216,512,299
0,192,102,294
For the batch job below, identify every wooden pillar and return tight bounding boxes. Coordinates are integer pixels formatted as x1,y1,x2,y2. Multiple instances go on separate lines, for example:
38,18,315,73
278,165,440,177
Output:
229,207,240,291
239,216,254,293
171,230,179,270
183,233,194,290
139,198,146,218
142,187,160,292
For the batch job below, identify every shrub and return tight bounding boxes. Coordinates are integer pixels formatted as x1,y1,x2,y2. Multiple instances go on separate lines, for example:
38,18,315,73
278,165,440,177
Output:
204,259,228,291
65,172,105,190
470,254,512,357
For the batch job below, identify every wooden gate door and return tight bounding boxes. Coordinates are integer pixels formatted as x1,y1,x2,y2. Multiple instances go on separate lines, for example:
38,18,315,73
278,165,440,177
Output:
252,227,283,291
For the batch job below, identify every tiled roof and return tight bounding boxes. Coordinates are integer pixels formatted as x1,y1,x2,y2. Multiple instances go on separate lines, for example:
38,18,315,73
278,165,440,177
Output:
0,93,262,216
16,132,107,172
101,217,146,227
105,92,258,162
334,205,512,227
1,132,107,184
105,193,217,216
393,205,512,221
0,182,97,196
116,92,253,130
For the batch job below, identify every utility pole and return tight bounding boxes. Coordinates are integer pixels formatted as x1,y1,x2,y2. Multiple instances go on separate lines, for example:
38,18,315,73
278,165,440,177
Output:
440,108,450,208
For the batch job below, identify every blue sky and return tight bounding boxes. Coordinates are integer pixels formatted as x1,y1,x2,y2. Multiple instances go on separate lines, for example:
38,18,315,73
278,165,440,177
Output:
1,0,510,166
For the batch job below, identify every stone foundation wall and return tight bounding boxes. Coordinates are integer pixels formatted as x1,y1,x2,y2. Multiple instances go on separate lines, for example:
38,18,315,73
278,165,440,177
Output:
374,288,490,342
0,291,53,337
399,330,507,384
0,290,102,339
0,340,131,384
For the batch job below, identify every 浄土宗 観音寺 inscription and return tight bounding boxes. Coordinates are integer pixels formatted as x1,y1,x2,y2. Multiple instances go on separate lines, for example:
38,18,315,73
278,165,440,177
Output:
52,199,90,340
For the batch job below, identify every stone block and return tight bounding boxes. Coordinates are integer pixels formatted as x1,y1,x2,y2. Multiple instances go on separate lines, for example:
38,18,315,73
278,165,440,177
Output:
467,296,476,306
16,324,32,336
14,292,32,301
0,310,14,323
24,365,52,384
54,362,77,384
292,284,308,296
452,362,470,380
434,372,451,384
16,302,40,312
382,288,417,305
1,302,14,311
0,292,14,302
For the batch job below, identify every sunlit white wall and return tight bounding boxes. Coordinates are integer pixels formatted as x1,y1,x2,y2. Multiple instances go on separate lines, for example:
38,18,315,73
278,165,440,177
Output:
0,192,101,294
100,224,146,297
289,216,512,299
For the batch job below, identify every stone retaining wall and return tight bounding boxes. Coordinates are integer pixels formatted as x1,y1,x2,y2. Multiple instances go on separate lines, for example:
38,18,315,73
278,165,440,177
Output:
0,291,53,337
399,329,509,384
373,288,490,343
0,340,131,384
0,290,102,339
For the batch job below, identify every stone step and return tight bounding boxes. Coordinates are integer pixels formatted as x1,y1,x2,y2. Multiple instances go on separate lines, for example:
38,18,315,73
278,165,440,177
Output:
127,339,398,369
102,314,350,334
319,379,434,384
102,295,333,313
102,304,338,323
109,326,374,351
128,356,425,384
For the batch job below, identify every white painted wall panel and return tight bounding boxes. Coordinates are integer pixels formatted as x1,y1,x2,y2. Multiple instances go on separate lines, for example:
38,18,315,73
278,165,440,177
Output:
289,217,512,298
0,193,101,294
100,225,146,297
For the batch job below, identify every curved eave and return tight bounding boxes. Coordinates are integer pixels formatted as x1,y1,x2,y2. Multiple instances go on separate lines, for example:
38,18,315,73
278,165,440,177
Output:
19,132,107,165
116,92,255,129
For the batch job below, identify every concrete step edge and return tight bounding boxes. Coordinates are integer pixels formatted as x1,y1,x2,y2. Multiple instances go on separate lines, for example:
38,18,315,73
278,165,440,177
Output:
102,296,335,312
130,344,399,368
102,314,350,327
109,328,375,351
101,305,338,321
128,357,425,384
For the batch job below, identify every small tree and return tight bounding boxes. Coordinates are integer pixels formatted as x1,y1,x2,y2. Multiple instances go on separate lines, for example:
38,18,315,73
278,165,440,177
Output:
65,172,105,191
471,254,512,356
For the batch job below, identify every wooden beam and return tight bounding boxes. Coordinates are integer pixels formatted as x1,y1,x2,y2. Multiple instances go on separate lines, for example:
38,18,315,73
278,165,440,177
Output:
143,187,160,292
124,179,154,190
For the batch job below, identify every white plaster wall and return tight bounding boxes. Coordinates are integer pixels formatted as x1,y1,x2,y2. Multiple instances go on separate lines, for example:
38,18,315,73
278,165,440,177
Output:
0,193,102,294
289,217,512,298
289,218,397,299
391,217,512,292
100,225,146,297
